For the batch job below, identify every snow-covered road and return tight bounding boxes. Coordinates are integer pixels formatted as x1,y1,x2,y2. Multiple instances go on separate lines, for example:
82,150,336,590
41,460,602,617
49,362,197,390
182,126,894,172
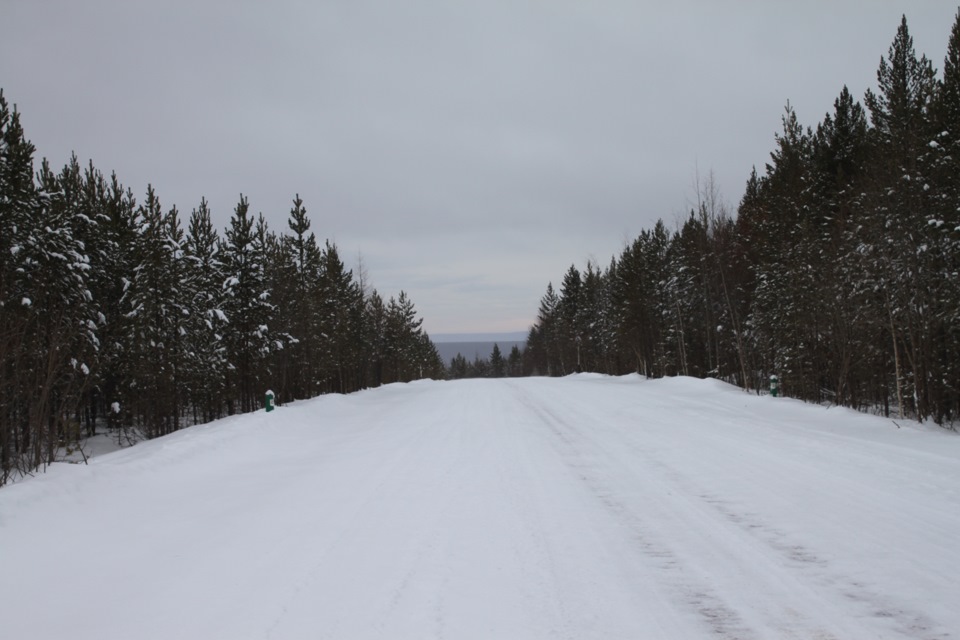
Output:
2,375,958,639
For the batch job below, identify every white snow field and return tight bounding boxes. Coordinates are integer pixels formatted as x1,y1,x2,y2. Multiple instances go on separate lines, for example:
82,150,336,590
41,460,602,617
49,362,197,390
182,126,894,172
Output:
2,375,959,639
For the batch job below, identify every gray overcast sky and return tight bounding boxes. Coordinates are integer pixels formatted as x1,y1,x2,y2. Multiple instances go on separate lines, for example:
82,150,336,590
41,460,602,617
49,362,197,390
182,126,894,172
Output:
1,1,957,334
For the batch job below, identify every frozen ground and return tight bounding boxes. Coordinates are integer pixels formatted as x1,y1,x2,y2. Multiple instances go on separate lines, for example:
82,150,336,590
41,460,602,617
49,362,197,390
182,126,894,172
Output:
1,375,958,639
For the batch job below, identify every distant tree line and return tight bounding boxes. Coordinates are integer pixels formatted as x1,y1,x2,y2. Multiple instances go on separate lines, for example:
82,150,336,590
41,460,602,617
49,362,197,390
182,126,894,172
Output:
0,95,442,485
447,343,524,379
526,14,960,426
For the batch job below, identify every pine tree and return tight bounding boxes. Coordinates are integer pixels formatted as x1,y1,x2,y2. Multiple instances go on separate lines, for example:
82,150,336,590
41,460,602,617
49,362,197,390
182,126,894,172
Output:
221,196,275,413
415,332,445,380
664,223,693,377
469,355,490,378
809,87,873,407
448,353,469,379
319,242,360,393
489,343,505,378
929,9,960,422
14,156,98,466
384,291,423,383
612,238,650,375
748,103,819,398
279,195,323,399
530,283,560,375
558,265,582,373
864,15,940,419
365,290,388,386
96,173,138,434
612,226,673,378
123,187,189,437
647,220,673,377
577,261,604,373
184,198,228,422
0,92,41,481
507,344,524,377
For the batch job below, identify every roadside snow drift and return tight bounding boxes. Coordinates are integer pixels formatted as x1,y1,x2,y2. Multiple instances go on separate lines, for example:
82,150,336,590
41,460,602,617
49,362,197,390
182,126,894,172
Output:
2,375,958,639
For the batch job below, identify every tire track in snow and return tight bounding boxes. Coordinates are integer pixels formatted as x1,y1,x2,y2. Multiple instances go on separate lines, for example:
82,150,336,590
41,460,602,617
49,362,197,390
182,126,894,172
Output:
511,386,763,640
647,457,952,640
597,384,955,640
519,378,952,640
262,393,469,640
492,402,577,640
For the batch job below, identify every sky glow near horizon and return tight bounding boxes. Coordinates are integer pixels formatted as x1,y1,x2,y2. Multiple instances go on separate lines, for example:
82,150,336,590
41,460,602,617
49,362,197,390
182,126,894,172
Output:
1,1,956,334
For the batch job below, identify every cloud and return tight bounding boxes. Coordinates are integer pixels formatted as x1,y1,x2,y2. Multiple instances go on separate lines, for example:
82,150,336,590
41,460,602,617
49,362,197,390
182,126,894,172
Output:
2,0,956,333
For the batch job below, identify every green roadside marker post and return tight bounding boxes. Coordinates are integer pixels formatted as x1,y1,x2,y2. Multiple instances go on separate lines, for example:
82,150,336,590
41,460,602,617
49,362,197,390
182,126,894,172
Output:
769,375,779,398
265,390,275,412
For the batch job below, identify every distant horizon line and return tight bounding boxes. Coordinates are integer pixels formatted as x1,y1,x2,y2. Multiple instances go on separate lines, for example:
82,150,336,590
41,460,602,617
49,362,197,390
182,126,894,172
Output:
431,331,528,344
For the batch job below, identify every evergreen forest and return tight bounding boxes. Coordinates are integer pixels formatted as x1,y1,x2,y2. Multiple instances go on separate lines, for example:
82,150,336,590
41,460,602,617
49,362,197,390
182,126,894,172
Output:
0,97,443,485
524,14,960,427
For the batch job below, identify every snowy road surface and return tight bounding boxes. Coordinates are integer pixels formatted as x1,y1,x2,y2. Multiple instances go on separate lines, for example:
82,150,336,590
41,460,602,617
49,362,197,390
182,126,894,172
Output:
2,375,959,639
